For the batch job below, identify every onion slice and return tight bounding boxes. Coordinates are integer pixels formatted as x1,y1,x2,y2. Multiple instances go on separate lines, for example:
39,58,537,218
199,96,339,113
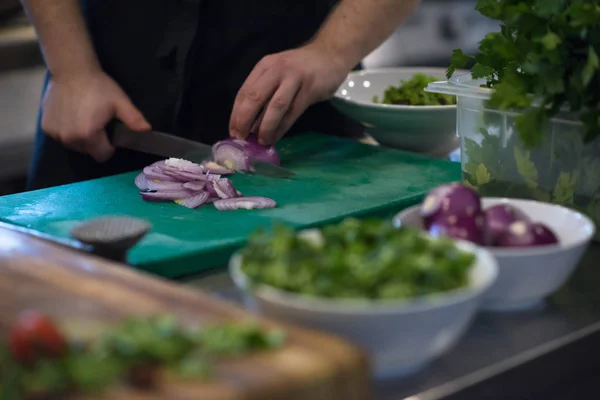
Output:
183,181,207,191
143,166,177,181
140,189,195,201
201,161,234,175
212,140,251,171
135,173,149,191
213,197,276,210
147,180,185,191
213,178,238,199
175,191,210,209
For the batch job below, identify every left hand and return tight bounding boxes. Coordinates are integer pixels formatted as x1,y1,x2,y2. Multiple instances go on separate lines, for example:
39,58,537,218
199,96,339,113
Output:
229,44,350,145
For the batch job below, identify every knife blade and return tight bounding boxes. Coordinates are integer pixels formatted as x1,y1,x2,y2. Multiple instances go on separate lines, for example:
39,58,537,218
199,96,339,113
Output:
110,122,295,179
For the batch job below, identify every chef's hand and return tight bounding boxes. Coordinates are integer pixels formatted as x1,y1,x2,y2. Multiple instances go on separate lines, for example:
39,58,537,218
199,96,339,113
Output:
41,70,151,162
229,44,349,145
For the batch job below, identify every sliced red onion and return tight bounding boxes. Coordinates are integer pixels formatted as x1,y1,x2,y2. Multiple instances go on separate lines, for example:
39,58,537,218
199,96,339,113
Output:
140,189,194,201
147,180,185,191
161,167,208,182
236,190,243,197
213,197,276,211
163,157,205,174
205,182,218,197
143,166,177,181
174,191,210,209
201,161,233,175
183,181,207,191
213,178,238,199
205,174,221,182
135,173,149,191
212,140,251,171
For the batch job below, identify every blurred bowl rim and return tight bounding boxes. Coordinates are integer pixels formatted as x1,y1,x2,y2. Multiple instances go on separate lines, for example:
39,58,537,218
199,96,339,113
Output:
393,197,596,258
229,237,498,316
332,67,466,111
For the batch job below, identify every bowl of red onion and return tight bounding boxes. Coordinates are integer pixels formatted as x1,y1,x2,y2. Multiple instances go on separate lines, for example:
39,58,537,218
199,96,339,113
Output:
393,183,596,311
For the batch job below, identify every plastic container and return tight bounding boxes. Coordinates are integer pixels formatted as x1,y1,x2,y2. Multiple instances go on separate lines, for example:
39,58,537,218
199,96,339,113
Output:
426,74,600,241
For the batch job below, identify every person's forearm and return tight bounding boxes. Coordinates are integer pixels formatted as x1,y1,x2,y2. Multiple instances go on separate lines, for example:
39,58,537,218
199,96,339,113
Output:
309,0,421,70
20,0,101,78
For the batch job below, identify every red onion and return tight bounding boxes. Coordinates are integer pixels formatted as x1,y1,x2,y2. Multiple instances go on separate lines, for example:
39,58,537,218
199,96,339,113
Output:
420,183,482,229
212,135,280,172
496,221,559,248
212,140,250,171
428,212,487,245
213,197,276,210
243,136,281,165
484,204,530,246
174,191,210,209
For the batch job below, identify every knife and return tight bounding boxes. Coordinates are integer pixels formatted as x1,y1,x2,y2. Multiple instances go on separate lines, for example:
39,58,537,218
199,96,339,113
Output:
109,122,295,179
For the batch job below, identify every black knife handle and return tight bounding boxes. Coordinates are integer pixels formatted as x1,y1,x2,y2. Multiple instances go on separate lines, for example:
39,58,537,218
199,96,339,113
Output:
105,119,119,145
70,217,151,264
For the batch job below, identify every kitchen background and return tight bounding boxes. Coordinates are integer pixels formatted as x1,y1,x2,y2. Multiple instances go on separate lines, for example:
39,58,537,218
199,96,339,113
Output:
0,0,499,195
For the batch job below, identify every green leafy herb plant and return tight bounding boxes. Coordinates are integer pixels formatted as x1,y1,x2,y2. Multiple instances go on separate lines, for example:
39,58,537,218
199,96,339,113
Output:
448,0,600,235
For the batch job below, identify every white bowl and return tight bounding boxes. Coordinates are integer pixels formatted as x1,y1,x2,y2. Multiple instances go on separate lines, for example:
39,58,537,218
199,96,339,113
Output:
331,67,463,156
229,238,498,378
393,198,596,311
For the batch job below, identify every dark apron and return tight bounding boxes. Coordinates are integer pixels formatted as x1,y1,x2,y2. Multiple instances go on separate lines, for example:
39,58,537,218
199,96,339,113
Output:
26,0,363,191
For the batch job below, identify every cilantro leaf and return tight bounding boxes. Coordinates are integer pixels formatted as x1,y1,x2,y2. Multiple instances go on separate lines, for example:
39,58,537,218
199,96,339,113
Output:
475,0,503,19
471,63,494,79
475,163,492,185
553,171,578,205
514,146,539,188
539,31,561,51
534,0,567,17
447,49,472,78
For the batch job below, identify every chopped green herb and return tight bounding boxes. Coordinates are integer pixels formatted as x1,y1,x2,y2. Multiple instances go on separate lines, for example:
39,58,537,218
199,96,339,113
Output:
240,219,476,301
372,73,456,106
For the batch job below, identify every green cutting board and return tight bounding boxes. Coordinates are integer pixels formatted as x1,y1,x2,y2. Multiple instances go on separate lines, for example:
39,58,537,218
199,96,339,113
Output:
0,134,460,278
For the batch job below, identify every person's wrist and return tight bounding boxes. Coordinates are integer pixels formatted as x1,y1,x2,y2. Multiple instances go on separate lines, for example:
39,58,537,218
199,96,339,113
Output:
305,38,358,74
50,61,103,84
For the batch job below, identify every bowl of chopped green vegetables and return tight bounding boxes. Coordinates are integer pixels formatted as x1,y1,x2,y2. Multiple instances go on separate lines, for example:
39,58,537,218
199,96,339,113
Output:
229,219,498,378
331,67,463,156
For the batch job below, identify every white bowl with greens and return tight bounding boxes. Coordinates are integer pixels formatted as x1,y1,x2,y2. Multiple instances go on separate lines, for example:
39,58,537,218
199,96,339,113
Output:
331,67,462,156
229,219,498,378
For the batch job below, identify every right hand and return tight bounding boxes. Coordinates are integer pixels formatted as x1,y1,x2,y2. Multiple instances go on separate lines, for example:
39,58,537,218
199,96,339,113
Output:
41,70,151,162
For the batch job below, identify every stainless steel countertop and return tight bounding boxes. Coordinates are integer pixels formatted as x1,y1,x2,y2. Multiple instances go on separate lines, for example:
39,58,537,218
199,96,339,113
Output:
180,244,600,400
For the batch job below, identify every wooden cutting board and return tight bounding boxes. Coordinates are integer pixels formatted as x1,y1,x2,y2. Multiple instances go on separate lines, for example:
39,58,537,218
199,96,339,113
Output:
0,133,461,278
0,224,371,399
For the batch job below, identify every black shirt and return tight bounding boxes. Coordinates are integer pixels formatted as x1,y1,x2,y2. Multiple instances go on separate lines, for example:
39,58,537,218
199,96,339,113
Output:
26,0,362,190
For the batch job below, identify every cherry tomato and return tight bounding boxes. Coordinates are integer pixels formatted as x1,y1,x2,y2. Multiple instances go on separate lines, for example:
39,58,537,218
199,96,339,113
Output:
9,310,67,363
